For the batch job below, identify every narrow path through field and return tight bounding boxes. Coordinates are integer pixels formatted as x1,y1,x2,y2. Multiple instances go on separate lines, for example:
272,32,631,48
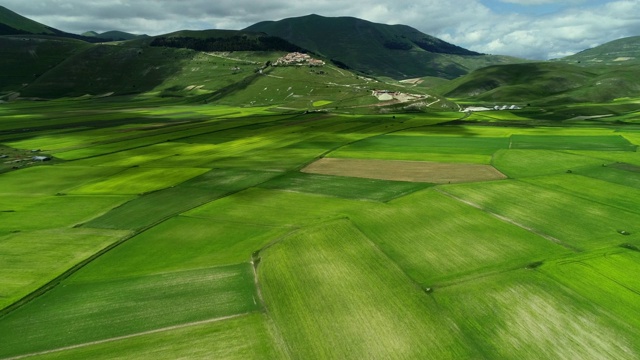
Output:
436,188,582,252
1,313,251,360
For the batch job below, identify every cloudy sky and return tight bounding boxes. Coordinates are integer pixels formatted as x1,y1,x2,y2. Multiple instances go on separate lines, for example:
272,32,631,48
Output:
2,0,639,59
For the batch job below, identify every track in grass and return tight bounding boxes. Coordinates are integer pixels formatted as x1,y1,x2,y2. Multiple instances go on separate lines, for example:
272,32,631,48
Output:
0,264,259,359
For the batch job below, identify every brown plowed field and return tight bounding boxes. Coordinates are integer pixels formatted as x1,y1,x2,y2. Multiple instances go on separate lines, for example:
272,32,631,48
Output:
302,158,507,183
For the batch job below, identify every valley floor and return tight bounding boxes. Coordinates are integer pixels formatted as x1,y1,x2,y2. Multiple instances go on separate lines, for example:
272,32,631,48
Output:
1,99,640,359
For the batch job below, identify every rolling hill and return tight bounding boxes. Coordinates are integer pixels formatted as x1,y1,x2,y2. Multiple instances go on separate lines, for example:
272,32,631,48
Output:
82,30,149,41
437,58,640,105
245,14,523,79
0,5,99,42
560,36,640,66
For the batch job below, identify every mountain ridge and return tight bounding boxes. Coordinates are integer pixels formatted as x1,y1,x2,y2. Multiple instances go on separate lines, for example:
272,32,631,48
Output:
245,14,522,79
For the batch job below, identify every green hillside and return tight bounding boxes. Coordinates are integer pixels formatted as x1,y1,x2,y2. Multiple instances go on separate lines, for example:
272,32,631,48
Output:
560,36,640,66
0,36,91,94
0,5,53,35
438,61,640,105
82,30,148,41
245,14,523,79
0,5,99,42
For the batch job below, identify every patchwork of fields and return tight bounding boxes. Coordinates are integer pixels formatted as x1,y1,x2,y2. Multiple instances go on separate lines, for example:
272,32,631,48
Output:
1,100,640,359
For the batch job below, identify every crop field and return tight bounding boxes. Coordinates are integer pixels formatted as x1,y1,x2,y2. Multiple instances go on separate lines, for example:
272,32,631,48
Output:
345,189,571,285
258,219,471,359
522,174,640,214
74,216,287,280
509,134,637,151
492,149,608,178
26,313,284,360
302,157,507,183
0,228,129,310
328,134,509,163
540,248,640,329
434,270,640,359
441,180,640,250
1,98,640,359
0,264,259,358
258,172,432,201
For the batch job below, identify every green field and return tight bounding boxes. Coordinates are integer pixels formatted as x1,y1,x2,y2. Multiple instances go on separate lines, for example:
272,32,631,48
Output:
329,134,508,163
1,96,640,358
26,313,285,360
0,264,259,358
441,180,640,250
435,270,640,359
258,219,471,359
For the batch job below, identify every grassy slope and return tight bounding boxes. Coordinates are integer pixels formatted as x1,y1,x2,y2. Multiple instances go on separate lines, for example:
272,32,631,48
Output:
0,36,90,93
439,50,640,105
0,6,53,34
560,35,640,66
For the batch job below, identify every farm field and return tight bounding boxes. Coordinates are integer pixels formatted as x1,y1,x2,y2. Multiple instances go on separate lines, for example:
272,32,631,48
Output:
1,98,640,359
302,157,506,183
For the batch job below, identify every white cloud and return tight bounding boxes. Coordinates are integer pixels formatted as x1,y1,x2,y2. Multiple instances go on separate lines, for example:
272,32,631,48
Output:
2,0,639,59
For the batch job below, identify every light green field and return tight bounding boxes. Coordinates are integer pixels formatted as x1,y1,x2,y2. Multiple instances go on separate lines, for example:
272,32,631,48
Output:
329,134,508,163
435,270,639,359
347,189,570,284
68,167,209,195
258,219,471,359
0,264,259,358
442,180,640,250
492,149,607,178
68,142,219,168
540,248,640,329
0,228,129,310
74,216,286,281
27,313,284,360
0,166,127,196
523,174,640,214
84,169,280,230
183,187,358,227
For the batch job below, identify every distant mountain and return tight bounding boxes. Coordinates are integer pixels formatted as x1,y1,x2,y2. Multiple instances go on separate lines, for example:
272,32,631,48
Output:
245,14,522,79
0,5,99,42
82,30,148,41
560,36,640,65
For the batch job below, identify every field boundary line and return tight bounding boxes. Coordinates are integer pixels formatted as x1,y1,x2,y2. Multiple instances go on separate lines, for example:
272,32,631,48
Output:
1,313,251,360
436,188,582,253
346,218,432,295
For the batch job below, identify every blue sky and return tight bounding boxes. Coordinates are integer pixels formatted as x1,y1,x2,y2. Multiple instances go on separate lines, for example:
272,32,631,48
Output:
2,0,638,59
482,0,571,15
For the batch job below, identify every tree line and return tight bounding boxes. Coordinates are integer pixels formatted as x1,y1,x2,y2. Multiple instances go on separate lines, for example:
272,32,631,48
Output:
150,35,303,52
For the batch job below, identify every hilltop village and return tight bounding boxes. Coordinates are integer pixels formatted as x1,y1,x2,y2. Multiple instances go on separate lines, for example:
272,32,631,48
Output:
274,52,325,66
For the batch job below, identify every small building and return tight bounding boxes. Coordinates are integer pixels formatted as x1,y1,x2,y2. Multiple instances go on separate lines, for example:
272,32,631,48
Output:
32,156,51,162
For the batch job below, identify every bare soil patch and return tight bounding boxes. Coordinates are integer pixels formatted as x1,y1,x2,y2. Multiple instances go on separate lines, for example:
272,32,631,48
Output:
302,158,507,183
